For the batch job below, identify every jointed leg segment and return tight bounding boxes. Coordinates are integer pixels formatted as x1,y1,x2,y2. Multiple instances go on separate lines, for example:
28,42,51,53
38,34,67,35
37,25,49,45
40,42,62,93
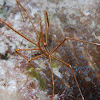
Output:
49,55,54,100
15,48,44,66
0,18,38,46
51,55,84,100
15,48,40,59
16,0,39,38
51,37,100,54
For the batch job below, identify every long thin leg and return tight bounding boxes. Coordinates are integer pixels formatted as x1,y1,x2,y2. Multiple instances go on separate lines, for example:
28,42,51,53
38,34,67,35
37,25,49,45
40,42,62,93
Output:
15,48,40,59
16,0,39,38
15,48,44,68
16,1,25,22
0,18,38,47
51,55,84,100
51,37,100,54
49,55,54,100
28,54,44,62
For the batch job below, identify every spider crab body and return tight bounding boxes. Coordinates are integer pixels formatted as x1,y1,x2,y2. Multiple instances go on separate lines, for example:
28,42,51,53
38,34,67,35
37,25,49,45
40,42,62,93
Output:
0,0,100,100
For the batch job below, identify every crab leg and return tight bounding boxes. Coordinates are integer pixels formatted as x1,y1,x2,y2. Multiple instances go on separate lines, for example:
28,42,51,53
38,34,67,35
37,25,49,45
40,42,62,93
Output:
51,55,84,100
51,37,100,53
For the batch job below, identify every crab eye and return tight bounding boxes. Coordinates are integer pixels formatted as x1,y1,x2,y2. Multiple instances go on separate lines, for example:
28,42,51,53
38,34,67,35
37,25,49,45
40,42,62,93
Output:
44,42,47,46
